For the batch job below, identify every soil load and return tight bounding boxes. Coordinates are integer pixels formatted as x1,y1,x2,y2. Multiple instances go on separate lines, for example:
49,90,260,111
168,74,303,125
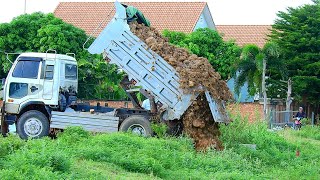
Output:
129,22,232,150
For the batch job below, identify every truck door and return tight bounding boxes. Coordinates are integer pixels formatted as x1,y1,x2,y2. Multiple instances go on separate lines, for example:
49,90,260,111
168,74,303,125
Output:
42,60,55,100
6,57,41,112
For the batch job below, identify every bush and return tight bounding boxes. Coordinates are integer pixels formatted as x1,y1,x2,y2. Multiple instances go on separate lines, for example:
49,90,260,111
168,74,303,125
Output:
2,137,71,173
151,123,168,138
300,118,312,125
0,166,63,180
0,135,24,158
57,126,90,146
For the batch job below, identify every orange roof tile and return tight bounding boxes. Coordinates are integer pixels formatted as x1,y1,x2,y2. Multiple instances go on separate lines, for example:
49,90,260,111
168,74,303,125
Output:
54,2,206,36
216,25,272,48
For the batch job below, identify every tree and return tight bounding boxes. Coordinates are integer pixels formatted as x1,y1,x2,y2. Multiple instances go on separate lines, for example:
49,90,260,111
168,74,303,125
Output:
0,12,124,100
163,28,241,80
262,42,281,118
233,42,280,104
270,1,320,107
233,44,262,96
0,13,87,72
77,58,126,100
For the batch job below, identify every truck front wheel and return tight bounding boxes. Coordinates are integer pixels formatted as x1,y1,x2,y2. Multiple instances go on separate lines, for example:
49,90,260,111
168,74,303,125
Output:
119,116,152,137
16,110,49,139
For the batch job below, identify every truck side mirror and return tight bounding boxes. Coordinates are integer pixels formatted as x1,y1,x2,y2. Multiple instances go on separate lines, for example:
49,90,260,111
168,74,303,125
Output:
0,78,5,90
1,78,5,85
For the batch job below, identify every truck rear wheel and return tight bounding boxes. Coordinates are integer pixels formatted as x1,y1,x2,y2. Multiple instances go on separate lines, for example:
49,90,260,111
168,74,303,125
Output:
16,110,49,139
119,116,152,137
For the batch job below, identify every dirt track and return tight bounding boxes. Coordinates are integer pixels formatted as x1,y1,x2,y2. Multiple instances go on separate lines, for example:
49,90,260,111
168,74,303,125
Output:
130,22,231,150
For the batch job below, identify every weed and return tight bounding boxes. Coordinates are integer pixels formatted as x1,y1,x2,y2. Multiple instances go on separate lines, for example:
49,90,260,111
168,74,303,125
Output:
151,123,168,138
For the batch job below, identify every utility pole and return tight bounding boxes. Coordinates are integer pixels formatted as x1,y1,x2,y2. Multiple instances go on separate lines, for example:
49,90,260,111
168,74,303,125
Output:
24,0,27,14
262,58,267,120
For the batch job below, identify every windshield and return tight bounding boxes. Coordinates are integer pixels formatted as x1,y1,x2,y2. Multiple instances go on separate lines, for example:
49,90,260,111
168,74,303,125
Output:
12,60,40,79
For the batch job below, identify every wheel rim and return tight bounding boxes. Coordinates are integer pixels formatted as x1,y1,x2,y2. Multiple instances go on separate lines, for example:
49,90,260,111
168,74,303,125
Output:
23,118,43,137
128,124,146,136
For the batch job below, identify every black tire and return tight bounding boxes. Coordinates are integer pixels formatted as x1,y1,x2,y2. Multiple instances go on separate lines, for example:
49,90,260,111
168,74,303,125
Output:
58,94,67,112
119,115,152,137
16,110,49,139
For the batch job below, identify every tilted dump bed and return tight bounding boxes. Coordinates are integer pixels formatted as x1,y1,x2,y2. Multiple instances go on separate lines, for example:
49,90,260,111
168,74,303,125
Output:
88,1,228,122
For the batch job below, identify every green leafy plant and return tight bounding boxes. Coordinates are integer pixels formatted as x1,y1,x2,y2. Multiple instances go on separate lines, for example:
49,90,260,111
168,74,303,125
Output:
300,118,311,125
0,135,25,158
151,123,168,138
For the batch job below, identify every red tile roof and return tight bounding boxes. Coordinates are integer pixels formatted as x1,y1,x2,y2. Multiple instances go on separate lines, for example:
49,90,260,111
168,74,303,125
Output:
54,2,207,36
215,25,272,48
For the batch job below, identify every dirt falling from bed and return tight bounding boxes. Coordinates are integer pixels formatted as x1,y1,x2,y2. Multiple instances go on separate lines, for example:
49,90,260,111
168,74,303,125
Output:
129,22,232,150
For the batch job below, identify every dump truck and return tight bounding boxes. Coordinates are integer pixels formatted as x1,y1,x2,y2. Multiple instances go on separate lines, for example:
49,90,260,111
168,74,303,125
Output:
0,1,229,139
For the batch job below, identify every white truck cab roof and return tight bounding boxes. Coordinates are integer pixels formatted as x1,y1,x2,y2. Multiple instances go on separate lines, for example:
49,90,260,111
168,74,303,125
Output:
18,52,76,62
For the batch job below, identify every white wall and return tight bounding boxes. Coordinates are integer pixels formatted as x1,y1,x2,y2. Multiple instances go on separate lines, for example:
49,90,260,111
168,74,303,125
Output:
194,13,209,30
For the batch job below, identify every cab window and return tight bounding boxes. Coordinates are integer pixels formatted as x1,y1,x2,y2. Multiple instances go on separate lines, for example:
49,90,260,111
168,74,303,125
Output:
9,83,28,99
45,65,54,80
65,64,77,80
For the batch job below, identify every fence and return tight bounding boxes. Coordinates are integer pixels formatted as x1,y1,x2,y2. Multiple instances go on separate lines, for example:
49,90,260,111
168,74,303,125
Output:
76,99,134,109
270,110,315,128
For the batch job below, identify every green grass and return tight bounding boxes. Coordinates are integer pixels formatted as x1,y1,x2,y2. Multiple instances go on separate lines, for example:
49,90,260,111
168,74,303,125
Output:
291,125,320,140
0,117,319,179
70,159,160,179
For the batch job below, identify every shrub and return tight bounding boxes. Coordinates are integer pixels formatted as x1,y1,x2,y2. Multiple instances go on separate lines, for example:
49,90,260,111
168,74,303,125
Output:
151,123,168,138
0,135,24,158
300,118,312,125
1,137,71,176
57,126,90,146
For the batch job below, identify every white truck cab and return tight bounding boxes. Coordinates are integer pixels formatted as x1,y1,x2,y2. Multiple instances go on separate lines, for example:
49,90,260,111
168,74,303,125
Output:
1,52,78,138
0,51,152,139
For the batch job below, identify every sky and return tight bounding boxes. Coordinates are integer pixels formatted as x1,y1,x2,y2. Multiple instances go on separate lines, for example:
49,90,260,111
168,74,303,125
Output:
0,0,313,25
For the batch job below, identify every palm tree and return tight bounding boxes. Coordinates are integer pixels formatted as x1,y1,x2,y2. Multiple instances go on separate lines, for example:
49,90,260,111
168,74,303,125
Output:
261,42,280,119
233,44,262,97
234,42,280,119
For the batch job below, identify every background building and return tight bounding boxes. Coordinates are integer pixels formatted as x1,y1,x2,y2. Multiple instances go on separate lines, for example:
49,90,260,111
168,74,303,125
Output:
54,1,215,36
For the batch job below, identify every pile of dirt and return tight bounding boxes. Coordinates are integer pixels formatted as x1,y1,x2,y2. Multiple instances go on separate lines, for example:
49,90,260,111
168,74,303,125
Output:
129,22,231,150
181,94,224,151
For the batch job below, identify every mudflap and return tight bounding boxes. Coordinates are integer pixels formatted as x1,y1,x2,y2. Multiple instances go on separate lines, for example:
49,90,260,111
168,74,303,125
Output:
0,101,9,136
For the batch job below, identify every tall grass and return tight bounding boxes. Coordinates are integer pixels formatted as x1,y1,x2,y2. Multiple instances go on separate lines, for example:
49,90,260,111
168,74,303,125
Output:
292,125,320,140
220,113,297,166
0,117,319,179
